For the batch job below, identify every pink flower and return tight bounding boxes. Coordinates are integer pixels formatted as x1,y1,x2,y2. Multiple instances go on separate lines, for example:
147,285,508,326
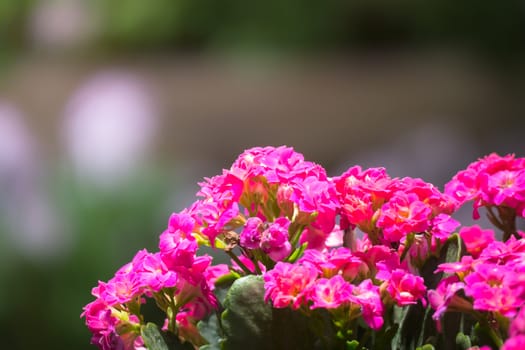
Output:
260,217,292,262
299,247,364,279
445,153,525,219
99,272,141,306
502,335,525,350
309,275,354,309
355,244,401,278
230,255,266,274
427,276,468,320
352,279,384,330
464,263,522,317
334,166,391,231
81,300,141,350
82,299,110,330
391,177,456,215
276,183,295,217
459,225,495,258
510,307,525,337
239,217,264,249
263,262,318,309
289,176,338,234
230,146,311,183
435,255,474,275
159,212,198,269
203,264,230,290
197,171,244,207
134,252,178,292
430,213,460,241
480,169,525,208
377,192,432,243
196,200,240,246
385,269,427,306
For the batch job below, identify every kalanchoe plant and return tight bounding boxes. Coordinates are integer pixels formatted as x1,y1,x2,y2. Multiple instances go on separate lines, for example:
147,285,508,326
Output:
82,147,525,350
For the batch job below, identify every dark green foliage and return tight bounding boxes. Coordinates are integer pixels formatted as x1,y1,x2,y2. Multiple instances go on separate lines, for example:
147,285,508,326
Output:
141,323,194,350
216,275,341,350
142,323,170,350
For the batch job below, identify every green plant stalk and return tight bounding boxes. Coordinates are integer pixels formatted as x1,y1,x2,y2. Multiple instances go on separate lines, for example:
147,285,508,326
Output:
225,250,253,275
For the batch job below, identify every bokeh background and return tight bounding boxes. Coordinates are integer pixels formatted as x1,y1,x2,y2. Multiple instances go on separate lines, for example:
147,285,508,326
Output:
1,1,525,349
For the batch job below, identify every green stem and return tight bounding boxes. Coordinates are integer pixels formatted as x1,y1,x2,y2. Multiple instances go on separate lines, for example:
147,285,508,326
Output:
497,206,517,242
226,250,252,275
343,228,357,251
289,224,306,248
358,330,371,350
487,327,503,348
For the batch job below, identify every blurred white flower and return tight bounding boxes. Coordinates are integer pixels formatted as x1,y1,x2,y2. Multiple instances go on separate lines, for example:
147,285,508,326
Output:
0,103,35,182
63,71,158,187
29,0,98,49
0,102,65,259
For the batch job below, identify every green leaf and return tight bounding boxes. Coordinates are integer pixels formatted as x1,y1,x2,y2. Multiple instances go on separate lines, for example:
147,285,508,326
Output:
214,271,239,288
141,323,194,350
346,340,360,350
286,242,308,263
220,275,330,350
221,275,272,350
416,344,435,350
443,234,462,265
141,323,169,350
198,314,222,350
455,332,472,349
391,303,440,350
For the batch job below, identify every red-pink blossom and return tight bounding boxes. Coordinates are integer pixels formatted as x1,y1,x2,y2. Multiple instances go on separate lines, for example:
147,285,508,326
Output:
510,306,525,337
308,275,354,309
239,216,264,249
334,166,392,231
260,217,292,262
298,247,364,279
430,213,460,241
377,192,432,243
445,153,525,219
352,279,384,330
203,264,230,291
459,225,495,258
134,252,178,292
464,263,522,317
263,262,318,309
427,275,468,320
385,269,427,306
502,335,525,350
434,255,474,275
81,300,140,350
230,255,266,274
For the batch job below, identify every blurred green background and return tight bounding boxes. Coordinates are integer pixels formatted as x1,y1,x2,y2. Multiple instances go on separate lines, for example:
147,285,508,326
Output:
1,1,525,349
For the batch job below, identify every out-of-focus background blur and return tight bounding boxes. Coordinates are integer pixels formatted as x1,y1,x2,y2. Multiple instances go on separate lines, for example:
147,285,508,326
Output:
1,1,524,349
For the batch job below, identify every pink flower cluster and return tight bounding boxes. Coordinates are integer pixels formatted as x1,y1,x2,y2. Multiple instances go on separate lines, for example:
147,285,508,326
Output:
82,212,226,350
190,146,339,251
431,231,525,319
504,307,525,350
445,153,525,219
334,166,458,248
263,241,427,331
83,147,525,349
